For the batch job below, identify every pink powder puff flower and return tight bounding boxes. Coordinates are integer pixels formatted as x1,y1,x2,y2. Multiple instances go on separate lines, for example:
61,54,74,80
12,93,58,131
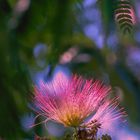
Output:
33,72,124,128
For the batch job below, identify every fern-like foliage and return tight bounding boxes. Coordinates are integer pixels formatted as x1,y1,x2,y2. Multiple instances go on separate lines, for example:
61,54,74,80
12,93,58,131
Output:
115,0,135,34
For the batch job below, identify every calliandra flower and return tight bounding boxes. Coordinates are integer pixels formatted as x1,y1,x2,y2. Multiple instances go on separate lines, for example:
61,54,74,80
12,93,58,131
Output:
33,72,111,127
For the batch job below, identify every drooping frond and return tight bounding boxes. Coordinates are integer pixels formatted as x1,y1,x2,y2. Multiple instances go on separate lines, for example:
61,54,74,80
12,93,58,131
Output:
115,0,136,34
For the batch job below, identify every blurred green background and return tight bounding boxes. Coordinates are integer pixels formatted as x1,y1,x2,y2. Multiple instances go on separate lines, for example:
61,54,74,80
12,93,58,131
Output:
0,0,140,139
